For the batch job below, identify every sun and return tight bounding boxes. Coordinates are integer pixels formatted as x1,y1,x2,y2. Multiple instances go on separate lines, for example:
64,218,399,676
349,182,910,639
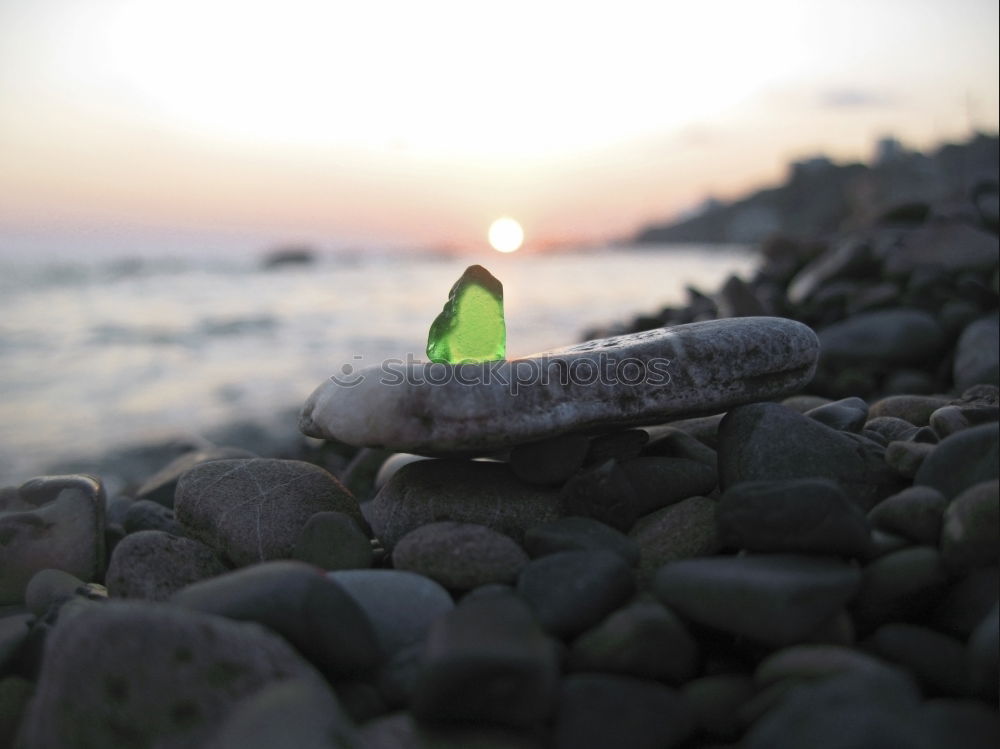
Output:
488,217,524,253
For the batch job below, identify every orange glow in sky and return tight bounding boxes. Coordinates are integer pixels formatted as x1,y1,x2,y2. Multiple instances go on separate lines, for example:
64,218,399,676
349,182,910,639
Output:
0,0,997,255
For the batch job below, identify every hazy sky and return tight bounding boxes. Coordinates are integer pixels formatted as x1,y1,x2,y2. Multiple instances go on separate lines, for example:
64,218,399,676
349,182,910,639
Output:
1,0,997,255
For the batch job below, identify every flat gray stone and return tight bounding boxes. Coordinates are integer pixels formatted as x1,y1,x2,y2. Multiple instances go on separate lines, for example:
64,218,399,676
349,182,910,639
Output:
16,601,325,749
368,459,561,551
300,317,819,454
0,475,105,605
175,458,364,567
105,530,226,601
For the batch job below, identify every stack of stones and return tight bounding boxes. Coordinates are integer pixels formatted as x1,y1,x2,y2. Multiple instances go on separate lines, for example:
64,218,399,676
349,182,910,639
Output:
1,190,998,748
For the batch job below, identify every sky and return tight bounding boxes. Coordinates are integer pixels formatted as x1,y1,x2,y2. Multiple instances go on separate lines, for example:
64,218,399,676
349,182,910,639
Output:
0,0,997,256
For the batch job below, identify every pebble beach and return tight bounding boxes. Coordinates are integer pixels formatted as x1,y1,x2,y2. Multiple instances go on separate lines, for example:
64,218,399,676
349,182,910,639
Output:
1,185,998,748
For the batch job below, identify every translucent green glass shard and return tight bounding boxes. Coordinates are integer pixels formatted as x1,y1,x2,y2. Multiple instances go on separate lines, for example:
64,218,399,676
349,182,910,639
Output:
426,264,506,363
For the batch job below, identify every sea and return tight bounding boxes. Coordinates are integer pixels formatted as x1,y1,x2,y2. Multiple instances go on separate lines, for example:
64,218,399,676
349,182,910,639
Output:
0,245,758,484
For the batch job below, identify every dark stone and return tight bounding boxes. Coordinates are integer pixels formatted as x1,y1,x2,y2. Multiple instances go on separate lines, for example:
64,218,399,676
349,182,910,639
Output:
340,447,394,502
629,496,721,584
509,434,590,486
653,554,860,647
569,597,699,684
681,674,755,741
210,677,358,749
292,511,373,571
619,456,717,515
392,522,528,590
16,601,325,749
922,699,1000,749
864,416,920,443
718,403,901,510
171,560,380,677
411,592,558,728
914,423,999,499
885,441,936,479
741,669,932,749
663,413,725,449
105,530,226,601
522,517,639,565
868,395,951,426
717,478,871,557
175,458,364,567
954,314,1000,390
585,430,649,465
327,569,453,659
122,498,185,536
868,486,946,544
941,480,999,573
852,547,948,631
559,460,640,531
805,397,869,432
369,460,560,551
968,602,999,701
929,566,1000,638
516,551,635,638
551,674,694,749
717,274,766,317
134,446,256,507
642,426,718,472
865,623,969,696
817,309,944,366
884,219,999,276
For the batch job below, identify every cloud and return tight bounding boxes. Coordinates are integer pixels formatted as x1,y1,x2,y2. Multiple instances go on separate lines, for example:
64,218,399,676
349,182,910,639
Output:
820,88,896,108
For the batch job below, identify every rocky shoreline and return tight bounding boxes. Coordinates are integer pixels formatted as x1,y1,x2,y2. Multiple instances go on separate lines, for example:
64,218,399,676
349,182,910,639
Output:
1,185,998,748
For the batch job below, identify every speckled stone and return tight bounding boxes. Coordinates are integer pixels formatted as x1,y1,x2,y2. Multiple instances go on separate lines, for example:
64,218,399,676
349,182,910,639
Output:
300,317,819,454
392,522,528,590
106,530,226,601
175,458,364,567
629,496,721,584
16,601,326,749
368,459,561,551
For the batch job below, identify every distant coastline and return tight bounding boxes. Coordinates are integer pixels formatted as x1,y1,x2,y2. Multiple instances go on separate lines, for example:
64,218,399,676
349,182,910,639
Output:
633,132,999,245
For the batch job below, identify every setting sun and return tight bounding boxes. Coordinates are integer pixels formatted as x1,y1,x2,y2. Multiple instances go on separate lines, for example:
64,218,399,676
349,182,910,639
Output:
488,217,524,253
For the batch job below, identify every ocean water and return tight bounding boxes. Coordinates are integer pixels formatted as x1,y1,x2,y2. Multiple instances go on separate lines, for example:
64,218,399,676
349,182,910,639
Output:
0,245,757,482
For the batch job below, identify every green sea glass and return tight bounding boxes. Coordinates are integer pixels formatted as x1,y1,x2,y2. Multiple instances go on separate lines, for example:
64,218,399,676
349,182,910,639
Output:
426,264,506,363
